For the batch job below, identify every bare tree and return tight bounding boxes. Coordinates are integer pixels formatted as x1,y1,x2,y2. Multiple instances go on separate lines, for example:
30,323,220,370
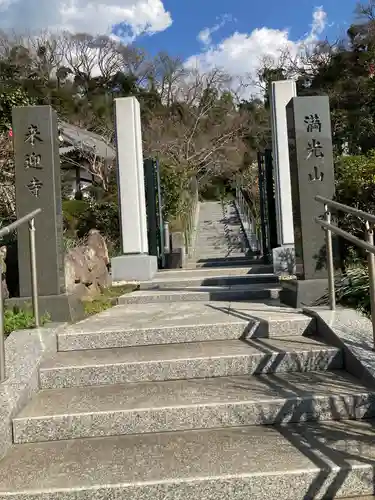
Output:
119,46,153,86
58,32,99,85
153,52,188,106
144,67,247,181
94,36,122,81
0,134,15,220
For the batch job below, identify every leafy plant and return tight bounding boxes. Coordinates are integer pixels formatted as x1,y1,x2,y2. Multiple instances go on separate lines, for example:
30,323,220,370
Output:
4,306,50,336
317,265,371,315
160,163,191,221
0,87,35,132
334,151,375,266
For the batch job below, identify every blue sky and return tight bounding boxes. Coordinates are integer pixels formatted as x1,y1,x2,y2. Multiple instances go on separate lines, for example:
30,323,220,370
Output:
140,0,358,59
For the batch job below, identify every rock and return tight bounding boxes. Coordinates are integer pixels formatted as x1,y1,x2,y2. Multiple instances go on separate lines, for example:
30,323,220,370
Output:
64,231,111,300
87,229,109,266
85,247,111,291
64,247,92,295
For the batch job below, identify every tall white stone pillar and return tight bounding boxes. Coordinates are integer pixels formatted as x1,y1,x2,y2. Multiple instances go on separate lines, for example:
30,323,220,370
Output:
270,80,296,275
270,80,296,246
111,96,157,281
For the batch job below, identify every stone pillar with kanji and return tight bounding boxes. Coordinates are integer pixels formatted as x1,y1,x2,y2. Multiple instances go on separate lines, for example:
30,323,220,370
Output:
10,105,83,321
280,96,335,307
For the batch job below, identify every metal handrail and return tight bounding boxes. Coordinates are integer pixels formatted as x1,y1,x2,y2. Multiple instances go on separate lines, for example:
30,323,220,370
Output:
314,196,375,348
315,195,375,224
0,208,42,382
236,185,261,254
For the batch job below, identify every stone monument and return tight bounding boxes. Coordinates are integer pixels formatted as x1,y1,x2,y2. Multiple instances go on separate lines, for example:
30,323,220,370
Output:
9,105,83,321
111,97,157,281
270,80,296,274
280,96,335,307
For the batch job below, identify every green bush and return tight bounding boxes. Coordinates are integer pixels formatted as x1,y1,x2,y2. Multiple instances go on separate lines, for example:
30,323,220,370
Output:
329,266,370,316
4,306,50,336
63,199,90,238
160,163,191,221
335,151,375,214
77,201,120,256
335,151,375,266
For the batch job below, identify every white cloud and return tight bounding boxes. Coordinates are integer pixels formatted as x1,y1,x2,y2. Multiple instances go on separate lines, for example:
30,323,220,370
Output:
197,14,235,46
0,0,172,39
305,5,327,43
187,7,328,97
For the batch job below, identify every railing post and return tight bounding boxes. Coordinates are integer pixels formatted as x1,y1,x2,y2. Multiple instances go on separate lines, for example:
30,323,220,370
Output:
365,221,375,349
0,258,5,382
29,218,40,328
325,204,336,310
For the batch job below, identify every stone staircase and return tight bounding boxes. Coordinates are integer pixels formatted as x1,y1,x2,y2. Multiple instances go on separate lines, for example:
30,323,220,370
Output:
0,201,375,499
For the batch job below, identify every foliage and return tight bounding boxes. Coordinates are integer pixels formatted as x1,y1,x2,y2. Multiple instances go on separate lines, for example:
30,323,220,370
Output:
333,150,375,264
76,201,120,255
159,163,191,221
0,87,35,132
62,199,90,237
4,306,50,336
335,151,375,214
83,285,137,316
319,265,371,316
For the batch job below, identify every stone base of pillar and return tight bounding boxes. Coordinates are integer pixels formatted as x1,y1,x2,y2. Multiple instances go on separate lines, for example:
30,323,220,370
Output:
280,278,328,308
111,254,157,282
272,245,295,276
6,293,85,323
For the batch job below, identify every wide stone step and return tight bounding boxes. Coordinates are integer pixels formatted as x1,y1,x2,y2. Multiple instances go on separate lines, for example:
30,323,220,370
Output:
139,273,278,290
39,337,343,389
58,302,315,351
117,284,281,304
155,266,273,278
194,256,253,264
187,258,262,269
13,370,375,444
1,420,375,499
193,252,248,259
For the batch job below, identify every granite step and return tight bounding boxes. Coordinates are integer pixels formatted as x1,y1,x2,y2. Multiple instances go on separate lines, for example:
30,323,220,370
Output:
1,420,375,499
187,258,262,269
193,253,248,260
117,283,281,305
154,266,273,278
39,337,343,389
139,273,278,290
57,302,315,351
13,370,375,444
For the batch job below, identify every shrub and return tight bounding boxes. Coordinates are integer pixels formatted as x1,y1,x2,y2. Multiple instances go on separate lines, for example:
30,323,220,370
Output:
63,199,90,238
334,266,370,315
160,163,191,221
335,151,375,266
76,201,120,256
4,306,50,336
